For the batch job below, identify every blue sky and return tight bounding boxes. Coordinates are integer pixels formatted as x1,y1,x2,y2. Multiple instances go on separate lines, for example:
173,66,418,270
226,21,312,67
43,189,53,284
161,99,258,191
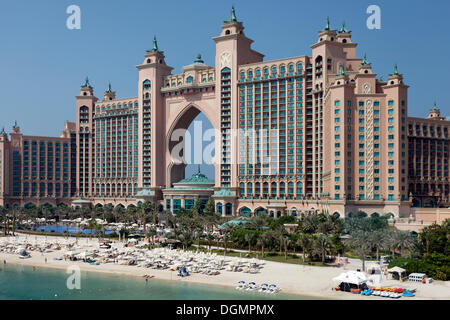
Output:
0,0,449,179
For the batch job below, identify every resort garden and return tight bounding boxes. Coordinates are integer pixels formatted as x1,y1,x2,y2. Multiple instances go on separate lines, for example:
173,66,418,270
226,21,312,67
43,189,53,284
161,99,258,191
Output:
0,201,448,279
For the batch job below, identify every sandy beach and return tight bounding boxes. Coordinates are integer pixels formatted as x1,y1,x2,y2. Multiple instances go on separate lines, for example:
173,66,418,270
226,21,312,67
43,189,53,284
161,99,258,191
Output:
1,234,449,300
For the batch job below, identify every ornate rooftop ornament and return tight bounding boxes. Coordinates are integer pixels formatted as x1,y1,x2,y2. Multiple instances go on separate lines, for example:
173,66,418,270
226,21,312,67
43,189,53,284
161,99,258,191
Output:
323,16,331,31
338,20,351,33
194,54,204,64
361,53,371,66
13,120,18,128
390,64,402,76
337,64,348,76
147,35,164,54
431,102,439,111
0,127,6,135
105,82,114,93
81,76,92,88
224,5,241,23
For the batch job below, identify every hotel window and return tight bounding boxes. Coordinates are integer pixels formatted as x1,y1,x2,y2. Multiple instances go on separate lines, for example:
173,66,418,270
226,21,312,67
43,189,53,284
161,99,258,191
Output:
334,100,340,107
388,100,394,106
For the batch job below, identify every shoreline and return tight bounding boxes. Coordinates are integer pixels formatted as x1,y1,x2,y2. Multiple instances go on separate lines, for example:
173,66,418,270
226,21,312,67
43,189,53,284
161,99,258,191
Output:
1,234,449,300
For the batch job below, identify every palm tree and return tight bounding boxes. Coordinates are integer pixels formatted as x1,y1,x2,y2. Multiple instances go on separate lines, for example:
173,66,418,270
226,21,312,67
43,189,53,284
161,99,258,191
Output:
369,229,387,261
221,225,235,254
419,228,432,255
257,232,272,258
146,227,157,245
283,236,291,260
0,206,7,235
301,214,317,234
348,231,372,271
249,211,270,231
313,234,333,263
244,232,254,253
205,232,215,252
393,230,417,257
296,233,311,263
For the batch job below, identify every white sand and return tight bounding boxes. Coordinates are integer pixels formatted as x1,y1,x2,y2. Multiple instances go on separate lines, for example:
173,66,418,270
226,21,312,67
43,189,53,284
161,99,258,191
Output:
1,234,449,300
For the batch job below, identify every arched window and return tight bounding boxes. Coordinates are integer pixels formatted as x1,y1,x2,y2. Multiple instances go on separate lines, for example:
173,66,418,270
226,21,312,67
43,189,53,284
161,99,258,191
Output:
186,76,194,83
216,203,223,215
271,182,277,196
240,182,245,196
263,182,269,196
247,182,253,195
225,30,231,35
255,182,261,197
279,182,286,195
225,203,232,216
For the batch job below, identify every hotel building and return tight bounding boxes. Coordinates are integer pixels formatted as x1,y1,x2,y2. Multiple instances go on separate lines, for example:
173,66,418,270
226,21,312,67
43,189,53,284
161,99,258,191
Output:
0,8,449,220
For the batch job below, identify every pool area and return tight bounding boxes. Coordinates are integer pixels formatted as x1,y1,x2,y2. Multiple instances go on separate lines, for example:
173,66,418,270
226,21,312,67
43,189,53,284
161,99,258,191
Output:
34,225,118,235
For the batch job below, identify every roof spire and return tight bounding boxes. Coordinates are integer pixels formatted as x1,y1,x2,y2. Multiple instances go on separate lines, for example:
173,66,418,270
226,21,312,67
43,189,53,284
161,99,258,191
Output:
198,165,201,174
81,76,92,88
106,82,114,93
230,5,237,21
338,20,351,33
224,5,241,23
431,101,439,111
324,16,331,31
361,53,371,66
0,127,5,135
390,63,402,76
13,120,18,128
147,35,164,54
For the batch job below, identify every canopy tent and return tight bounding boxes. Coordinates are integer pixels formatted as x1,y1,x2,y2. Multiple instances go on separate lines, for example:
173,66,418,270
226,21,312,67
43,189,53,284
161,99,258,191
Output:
387,266,406,274
332,271,370,285
388,266,407,280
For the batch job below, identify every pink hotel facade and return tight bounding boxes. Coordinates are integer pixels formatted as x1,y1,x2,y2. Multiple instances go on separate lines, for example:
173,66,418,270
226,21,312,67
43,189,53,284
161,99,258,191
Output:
1,10,449,219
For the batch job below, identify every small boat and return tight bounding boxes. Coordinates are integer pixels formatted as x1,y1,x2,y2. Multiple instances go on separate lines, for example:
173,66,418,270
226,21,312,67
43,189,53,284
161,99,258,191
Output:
236,281,246,290
246,282,258,291
402,291,415,297
269,284,280,293
259,283,269,293
19,251,30,259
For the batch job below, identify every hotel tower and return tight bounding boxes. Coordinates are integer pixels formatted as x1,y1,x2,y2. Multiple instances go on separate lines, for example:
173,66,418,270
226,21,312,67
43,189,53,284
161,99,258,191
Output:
1,8,449,220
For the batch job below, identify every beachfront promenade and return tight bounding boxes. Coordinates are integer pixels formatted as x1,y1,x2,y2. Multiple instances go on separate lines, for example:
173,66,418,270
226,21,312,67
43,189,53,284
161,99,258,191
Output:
1,233,449,300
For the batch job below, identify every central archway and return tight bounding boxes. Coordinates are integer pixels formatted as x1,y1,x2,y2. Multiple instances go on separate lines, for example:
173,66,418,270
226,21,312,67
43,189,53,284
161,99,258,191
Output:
165,102,220,188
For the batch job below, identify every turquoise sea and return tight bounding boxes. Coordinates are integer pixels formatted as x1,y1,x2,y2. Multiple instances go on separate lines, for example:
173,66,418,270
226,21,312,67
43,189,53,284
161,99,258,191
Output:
0,264,310,300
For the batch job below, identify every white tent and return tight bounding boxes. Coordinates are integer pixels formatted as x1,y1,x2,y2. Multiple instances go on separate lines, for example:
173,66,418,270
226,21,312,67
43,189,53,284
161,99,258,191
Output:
387,266,406,274
332,271,370,285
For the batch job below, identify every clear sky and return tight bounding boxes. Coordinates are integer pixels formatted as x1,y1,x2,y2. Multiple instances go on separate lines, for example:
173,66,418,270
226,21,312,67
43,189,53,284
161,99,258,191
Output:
0,0,449,179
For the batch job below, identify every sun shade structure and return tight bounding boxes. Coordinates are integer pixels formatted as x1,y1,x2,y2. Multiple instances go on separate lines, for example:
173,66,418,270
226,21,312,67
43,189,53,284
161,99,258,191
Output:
332,271,370,285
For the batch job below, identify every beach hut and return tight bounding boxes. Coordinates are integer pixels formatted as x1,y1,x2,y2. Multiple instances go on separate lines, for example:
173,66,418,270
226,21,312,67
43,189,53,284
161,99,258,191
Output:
387,266,406,280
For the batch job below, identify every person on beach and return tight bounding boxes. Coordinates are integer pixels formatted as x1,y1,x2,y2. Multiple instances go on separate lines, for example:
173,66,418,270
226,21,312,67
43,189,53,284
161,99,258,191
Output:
45,258,47,263
3,260,5,265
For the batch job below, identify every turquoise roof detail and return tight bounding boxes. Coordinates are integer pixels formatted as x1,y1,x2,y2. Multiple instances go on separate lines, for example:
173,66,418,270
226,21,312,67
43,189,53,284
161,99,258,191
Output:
218,218,249,229
213,188,236,197
135,189,155,197
178,169,214,184
164,186,213,191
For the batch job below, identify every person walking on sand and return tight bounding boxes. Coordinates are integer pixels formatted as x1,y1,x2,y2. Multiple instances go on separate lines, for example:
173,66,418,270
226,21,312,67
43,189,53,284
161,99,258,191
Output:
45,258,47,264
3,260,5,265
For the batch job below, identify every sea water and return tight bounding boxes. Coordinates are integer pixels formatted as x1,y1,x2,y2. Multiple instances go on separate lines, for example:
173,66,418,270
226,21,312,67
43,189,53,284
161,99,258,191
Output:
0,264,311,300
